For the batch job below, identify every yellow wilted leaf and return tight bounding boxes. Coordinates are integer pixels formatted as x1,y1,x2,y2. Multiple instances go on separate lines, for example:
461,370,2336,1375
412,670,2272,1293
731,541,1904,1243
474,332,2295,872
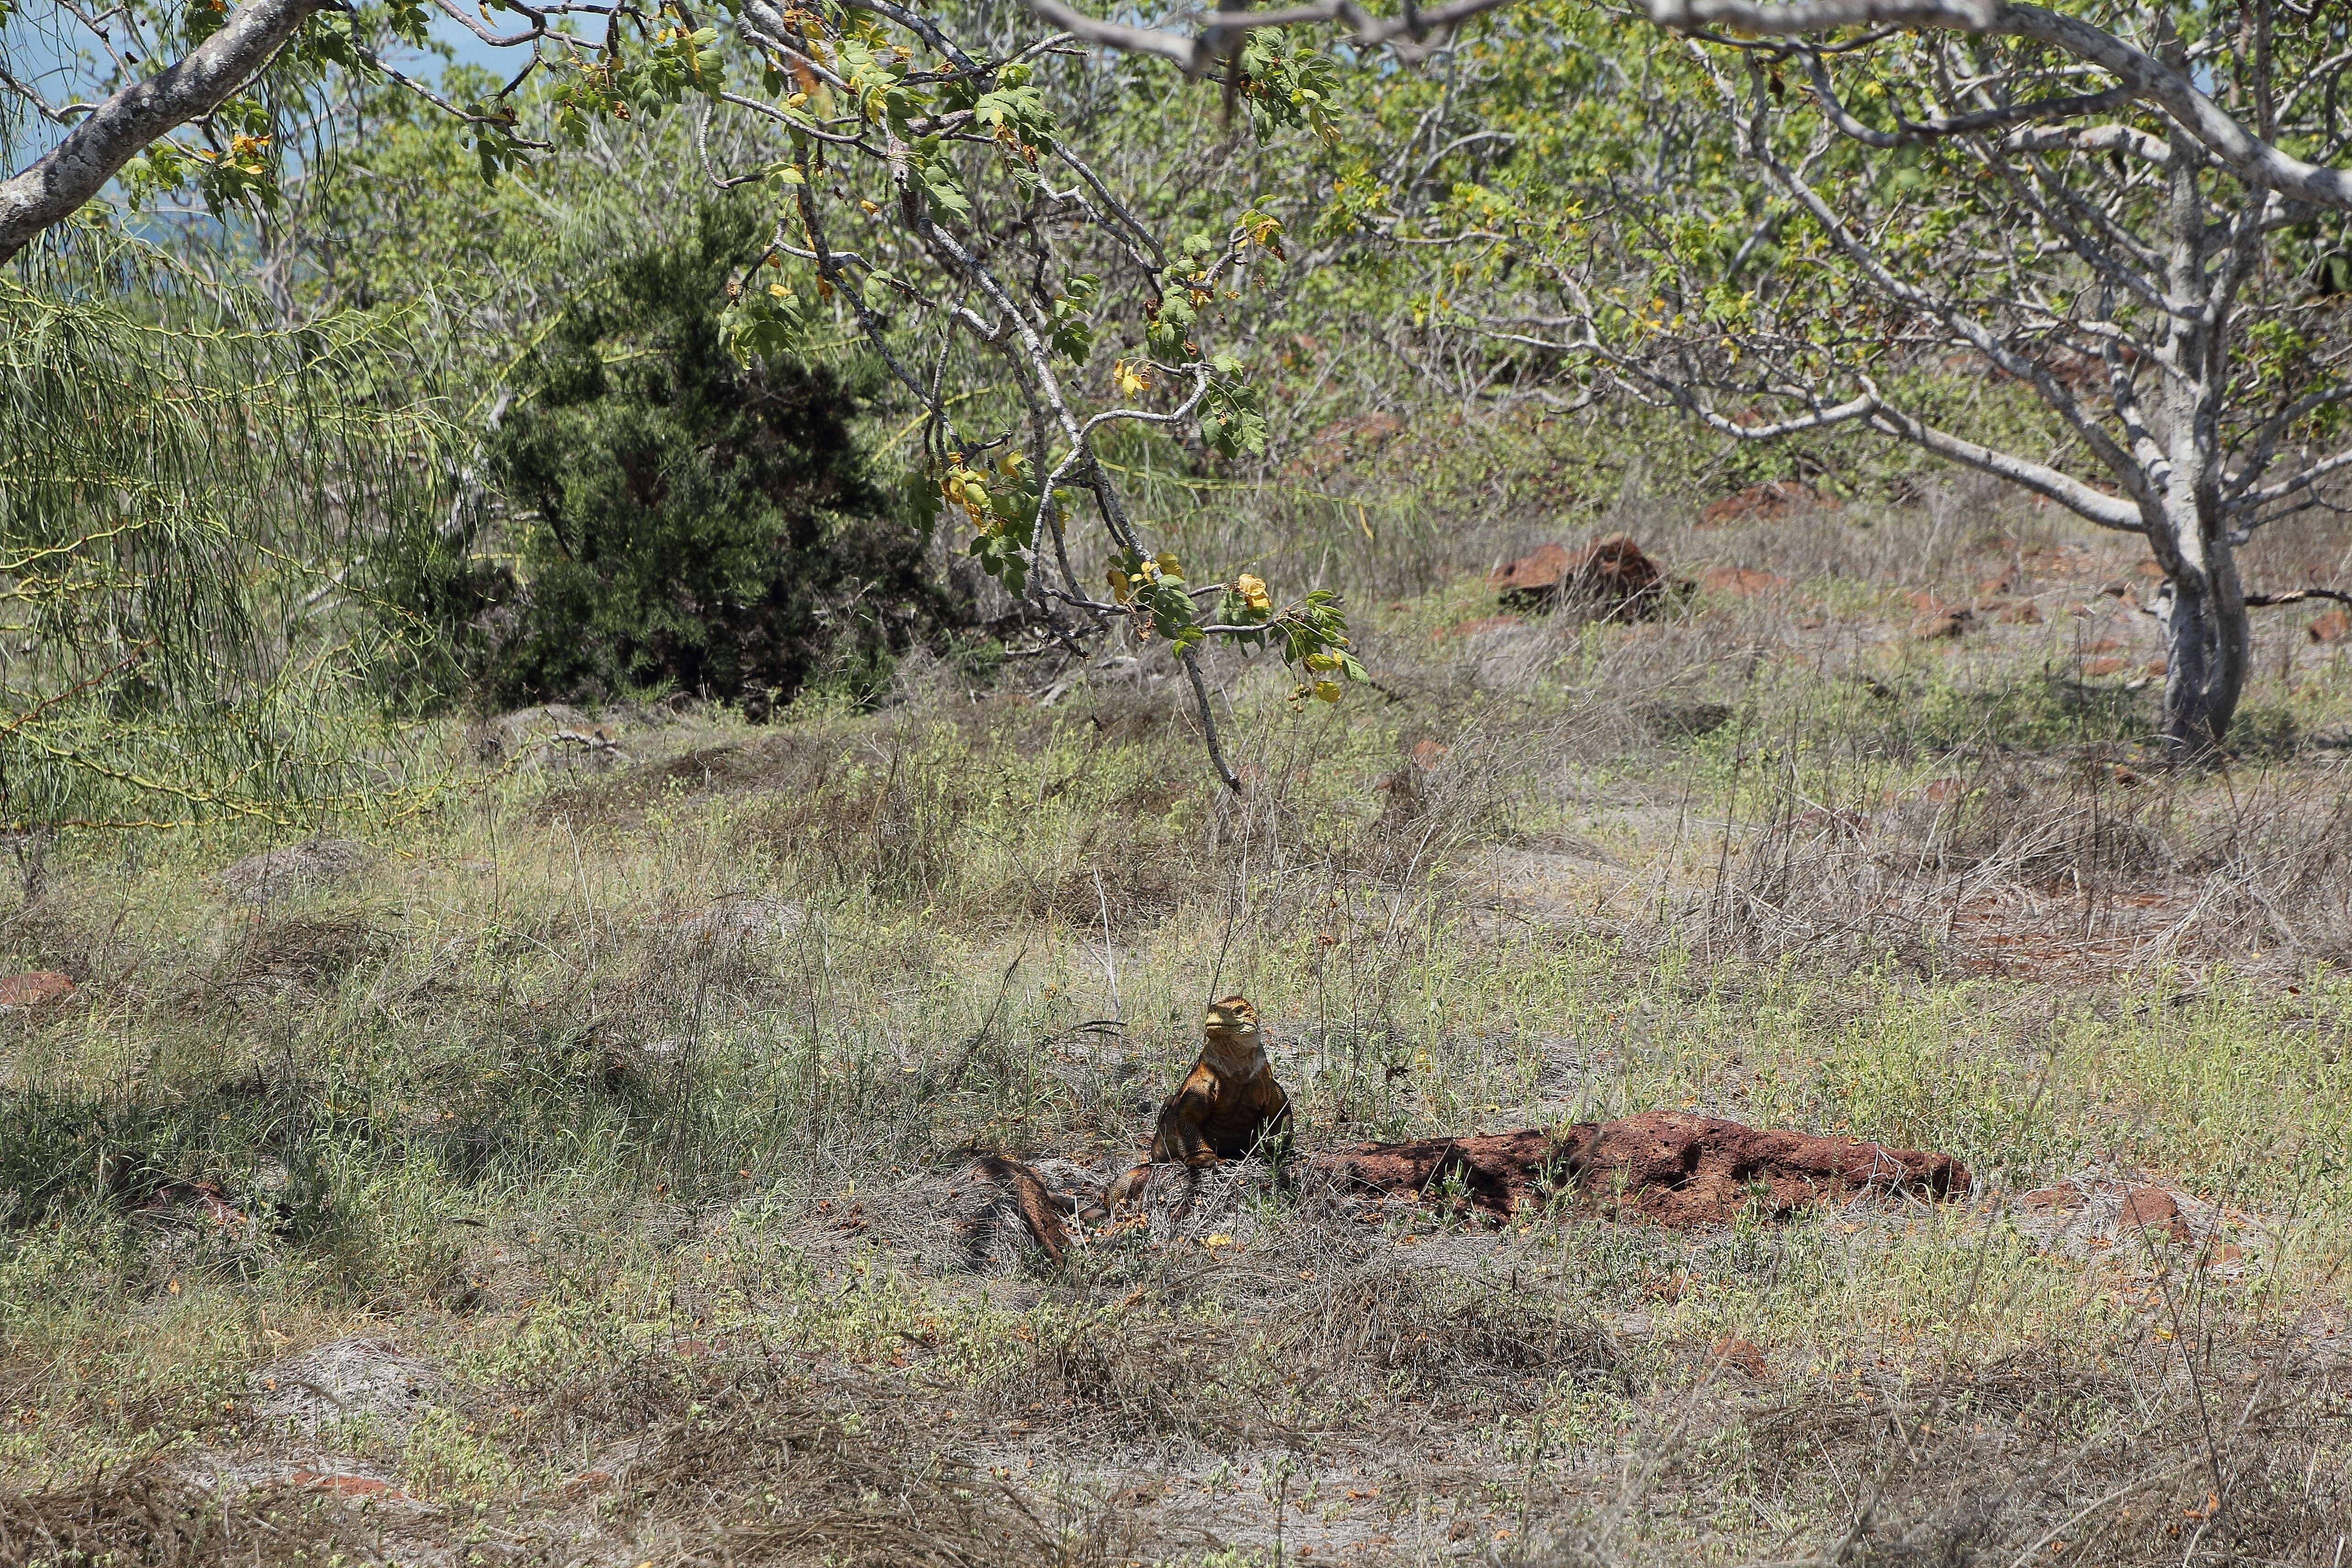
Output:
1312,680,1342,702
1113,359,1150,396
1154,550,1181,578
1106,567,1132,604
1236,573,1271,611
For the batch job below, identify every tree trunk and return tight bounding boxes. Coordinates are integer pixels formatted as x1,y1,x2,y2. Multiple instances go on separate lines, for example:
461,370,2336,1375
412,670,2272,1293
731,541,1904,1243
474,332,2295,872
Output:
2156,515,2249,760
0,0,321,265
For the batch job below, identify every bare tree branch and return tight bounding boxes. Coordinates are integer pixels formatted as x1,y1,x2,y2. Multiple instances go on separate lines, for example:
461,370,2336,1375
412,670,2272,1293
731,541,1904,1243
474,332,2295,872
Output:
1022,0,1524,76
2243,586,2352,608
1646,1,2352,210
1798,50,2132,148
1862,396,2146,532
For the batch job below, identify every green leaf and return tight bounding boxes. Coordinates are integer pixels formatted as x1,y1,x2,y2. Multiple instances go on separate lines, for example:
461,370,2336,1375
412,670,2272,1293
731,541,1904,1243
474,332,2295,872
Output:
1202,377,1268,458
919,160,972,222
718,285,806,365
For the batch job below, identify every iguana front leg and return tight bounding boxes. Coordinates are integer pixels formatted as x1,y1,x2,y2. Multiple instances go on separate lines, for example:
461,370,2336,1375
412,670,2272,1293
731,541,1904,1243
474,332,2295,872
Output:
1109,1080,1221,1209
1149,1080,1223,1167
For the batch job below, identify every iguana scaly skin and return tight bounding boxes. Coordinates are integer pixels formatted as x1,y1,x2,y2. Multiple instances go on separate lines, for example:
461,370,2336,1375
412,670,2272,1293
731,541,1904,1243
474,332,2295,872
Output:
1108,995,1291,1207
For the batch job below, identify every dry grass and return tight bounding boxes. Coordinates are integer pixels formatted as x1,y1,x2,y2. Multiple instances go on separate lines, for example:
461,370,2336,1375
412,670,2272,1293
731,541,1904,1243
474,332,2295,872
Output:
4,469,2352,1564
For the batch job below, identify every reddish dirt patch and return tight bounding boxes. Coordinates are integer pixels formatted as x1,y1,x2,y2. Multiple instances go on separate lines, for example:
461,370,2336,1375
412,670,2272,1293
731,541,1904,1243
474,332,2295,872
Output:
1906,596,1974,639
1307,1112,1970,1226
2083,657,2130,677
1700,566,1787,598
1287,411,1410,480
131,1179,245,1226
1994,601,2044,624
1708,1338,1769,1379
0,970,73,1007
1305,410,1404,455
1699,480,1840,526
1943,886,2195,980
1489,535,1671,617
2119,1186,2192,1240
563,1468,616,1501
1879,778,1966,807
1442,613,1526,639
289,1471,404,1500
2309,609,2351,644
2015,1178,2197,1241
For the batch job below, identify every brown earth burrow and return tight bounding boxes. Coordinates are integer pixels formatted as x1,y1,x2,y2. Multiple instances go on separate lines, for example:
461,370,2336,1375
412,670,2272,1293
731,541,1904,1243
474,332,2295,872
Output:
1306,1112,1972,1227
1488,534,1679,618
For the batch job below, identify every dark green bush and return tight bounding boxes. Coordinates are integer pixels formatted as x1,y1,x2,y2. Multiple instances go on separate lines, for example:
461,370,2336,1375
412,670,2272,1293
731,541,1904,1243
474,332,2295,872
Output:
389,206,962,713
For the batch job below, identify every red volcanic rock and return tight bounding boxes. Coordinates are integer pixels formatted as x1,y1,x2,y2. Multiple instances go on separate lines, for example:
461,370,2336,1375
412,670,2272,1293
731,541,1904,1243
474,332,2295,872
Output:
1307,1111,1970,1227
1489,534,1670,618
0,970,73,1007
1488,543,1572,601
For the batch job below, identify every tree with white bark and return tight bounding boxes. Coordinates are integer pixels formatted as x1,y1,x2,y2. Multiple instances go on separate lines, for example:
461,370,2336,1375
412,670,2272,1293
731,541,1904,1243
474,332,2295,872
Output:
10,0,2352,760
1378,0,2352,758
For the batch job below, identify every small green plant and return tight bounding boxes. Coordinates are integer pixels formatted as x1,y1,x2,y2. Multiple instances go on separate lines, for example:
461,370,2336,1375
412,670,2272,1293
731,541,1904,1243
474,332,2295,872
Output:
400,1405,521,1502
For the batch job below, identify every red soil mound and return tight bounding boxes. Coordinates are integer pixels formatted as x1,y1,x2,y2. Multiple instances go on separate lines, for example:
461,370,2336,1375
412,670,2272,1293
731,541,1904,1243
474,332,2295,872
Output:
1307,1111,1970,1226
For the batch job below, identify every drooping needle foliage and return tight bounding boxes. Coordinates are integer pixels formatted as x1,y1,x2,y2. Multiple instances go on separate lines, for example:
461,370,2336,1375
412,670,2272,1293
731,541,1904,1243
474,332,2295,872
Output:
0,228,449,837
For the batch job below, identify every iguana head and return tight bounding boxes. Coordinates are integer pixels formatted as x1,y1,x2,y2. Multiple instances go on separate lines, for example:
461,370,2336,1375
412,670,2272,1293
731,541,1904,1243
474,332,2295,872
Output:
1202,994,1261,1056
